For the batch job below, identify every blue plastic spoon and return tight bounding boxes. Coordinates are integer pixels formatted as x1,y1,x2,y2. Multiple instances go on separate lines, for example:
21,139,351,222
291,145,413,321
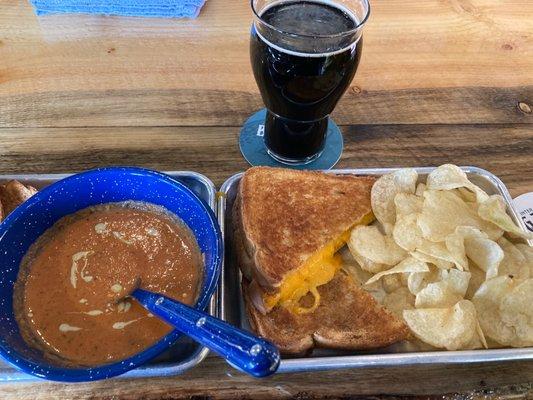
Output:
131,288,280,378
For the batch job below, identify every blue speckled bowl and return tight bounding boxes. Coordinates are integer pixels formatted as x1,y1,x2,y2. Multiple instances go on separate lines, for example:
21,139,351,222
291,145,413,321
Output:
0,167,223,382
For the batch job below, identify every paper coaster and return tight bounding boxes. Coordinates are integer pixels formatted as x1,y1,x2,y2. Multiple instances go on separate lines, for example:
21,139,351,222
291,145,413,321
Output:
239,109,343,170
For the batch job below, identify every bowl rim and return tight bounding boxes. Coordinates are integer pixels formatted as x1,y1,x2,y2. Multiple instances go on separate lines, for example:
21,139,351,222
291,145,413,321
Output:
0,166,223,382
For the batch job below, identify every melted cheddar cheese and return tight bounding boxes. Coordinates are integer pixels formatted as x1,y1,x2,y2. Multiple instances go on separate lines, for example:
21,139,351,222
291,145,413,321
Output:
263,212,374,314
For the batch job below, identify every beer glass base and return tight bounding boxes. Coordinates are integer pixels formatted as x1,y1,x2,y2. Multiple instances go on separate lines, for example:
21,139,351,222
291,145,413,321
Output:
266,148,323,165
239,109,343,170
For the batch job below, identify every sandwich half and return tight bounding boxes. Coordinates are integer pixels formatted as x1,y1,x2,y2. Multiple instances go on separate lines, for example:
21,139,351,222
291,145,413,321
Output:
243,271,410,354
233,167,376,314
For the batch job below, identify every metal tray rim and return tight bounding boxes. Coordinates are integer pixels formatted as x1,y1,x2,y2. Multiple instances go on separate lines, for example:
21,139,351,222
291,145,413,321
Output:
278,347,533,373
218,165,533,373
0,170,217,211
0,170,217,382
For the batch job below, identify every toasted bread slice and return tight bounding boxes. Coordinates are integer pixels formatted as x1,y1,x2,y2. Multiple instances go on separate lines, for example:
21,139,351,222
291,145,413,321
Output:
0,180,38,220
243,271,410,355
234,167,375,313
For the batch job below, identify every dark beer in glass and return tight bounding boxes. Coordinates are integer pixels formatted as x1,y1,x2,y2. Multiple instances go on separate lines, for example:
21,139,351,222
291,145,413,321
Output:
250,0,370,164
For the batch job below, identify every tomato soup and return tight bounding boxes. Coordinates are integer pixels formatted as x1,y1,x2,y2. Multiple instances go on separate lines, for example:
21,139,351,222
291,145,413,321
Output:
14,202,203,366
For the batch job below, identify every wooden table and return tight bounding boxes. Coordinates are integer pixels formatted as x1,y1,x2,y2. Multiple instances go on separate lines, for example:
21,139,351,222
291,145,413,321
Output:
0,0,532,398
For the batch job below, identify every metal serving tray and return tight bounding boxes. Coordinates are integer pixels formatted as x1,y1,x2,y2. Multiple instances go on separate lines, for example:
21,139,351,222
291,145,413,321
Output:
218,166,533,373
0,171,218,382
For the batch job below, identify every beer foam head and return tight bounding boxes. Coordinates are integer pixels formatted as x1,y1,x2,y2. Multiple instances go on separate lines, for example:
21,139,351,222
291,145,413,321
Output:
254,0,367,56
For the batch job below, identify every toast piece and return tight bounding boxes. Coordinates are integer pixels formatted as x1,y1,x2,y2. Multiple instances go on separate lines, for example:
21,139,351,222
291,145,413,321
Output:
234,167,375,313
243,271,411,355
0,180,38,221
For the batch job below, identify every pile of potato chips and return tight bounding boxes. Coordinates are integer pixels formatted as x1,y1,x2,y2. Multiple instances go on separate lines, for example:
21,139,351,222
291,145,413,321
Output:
344,164,533,350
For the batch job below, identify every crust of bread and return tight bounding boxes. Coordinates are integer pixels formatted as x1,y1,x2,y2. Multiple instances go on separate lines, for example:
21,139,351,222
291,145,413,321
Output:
243,272,411,355
0,180,38,220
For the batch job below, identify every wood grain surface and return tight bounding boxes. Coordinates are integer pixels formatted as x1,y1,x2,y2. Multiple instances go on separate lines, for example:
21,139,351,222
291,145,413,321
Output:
0,0,532,126
0,0,532,398
0,124,530,196
1,358,532,400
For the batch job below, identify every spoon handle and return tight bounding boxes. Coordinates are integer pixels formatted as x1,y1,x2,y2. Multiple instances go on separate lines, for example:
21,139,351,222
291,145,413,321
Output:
133,289,280,378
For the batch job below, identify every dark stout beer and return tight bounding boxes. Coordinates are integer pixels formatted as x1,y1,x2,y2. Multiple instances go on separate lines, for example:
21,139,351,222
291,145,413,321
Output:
251,0,362,162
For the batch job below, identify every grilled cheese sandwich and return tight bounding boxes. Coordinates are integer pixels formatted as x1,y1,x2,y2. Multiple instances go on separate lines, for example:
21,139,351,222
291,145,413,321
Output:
234,167,377,314
263,214,374,313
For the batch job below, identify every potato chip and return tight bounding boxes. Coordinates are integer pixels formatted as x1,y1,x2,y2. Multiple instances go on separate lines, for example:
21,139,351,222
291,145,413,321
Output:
393,214,423,252
472,276,518,346
516,243,533,261
410,250,454,270
349,225,407,266
403,300,478,350
371,169,418,233
415,183,426,196
456,187,477,203
499,279,533,347
416,240,457,267
444,233,468,271
473,276,533,347
516,243,533,276
426,164,489,203
445,226,487,271
346,234,388,274
478,195,533,239
382,273,403,293
461,322,488,350
465,263,486,299
427,164,467,190
465,236,503,280
363,164,531,350
417,190,502,242
418,190,474,242
407,272,425,295
407,266,440,295
477,321,489,349
365,257,429,286
415,269,470,308
353,253,388,274
415,281,464,308
394,193,423,219
407,270,424,295
497,237,529,280
438,269,471,296
383,287,414,318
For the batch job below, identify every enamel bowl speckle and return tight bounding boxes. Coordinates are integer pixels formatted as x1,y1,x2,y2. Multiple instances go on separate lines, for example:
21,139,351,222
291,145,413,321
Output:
0,167,223,382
